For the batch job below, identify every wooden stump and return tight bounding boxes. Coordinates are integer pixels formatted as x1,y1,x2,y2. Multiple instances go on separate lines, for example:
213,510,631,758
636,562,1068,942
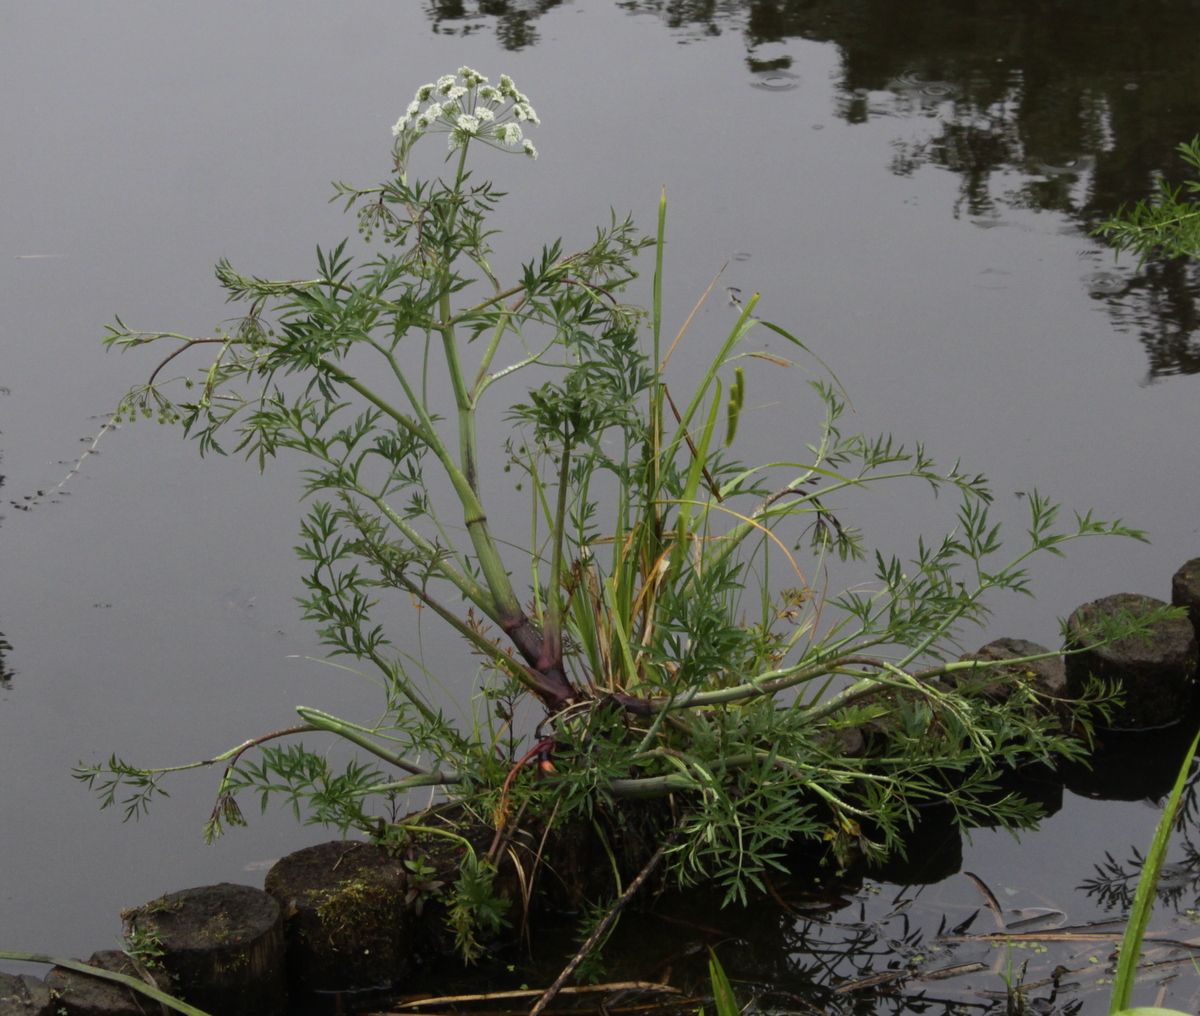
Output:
126,882,285,1016
1064,593,1198,729
264,840,411,994
1172,556,1200,640
951,638,1067,709
43,951,172,1016
868,801,963,885
1063,720,1200,802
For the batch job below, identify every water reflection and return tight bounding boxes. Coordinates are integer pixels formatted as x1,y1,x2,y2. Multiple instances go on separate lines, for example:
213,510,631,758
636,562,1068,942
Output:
887,72,962,113
0,453,7,690
1074,719,1200,920
0,631,11,690
749,67,800,91
0,452,9,688
461,0,1200,381
425,0,570,50
1111,259,1200,383
1081,270,1127,296
391,848,1197,1015
358,721,1200,1014
366,756,1200,1016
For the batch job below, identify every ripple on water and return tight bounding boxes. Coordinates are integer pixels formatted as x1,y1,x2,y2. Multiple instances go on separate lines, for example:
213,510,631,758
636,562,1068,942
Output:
1082,270,1126,295
887,72,961,99
750,69,800,92
1033,154,1096,176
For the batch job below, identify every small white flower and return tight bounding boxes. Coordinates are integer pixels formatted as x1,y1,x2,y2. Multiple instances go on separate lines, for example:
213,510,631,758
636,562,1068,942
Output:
515,103,541,125
497,122,522,144
396,72,537,157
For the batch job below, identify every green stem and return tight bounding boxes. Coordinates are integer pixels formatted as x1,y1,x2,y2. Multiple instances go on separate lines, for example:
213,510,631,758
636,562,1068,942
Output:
393,574,565,702
352,481,497,619
540,439,573,671
295,707,433,775
370,771,464,792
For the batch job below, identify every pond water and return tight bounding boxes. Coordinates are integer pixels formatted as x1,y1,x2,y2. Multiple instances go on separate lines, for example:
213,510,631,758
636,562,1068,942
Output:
3,2,1200,1013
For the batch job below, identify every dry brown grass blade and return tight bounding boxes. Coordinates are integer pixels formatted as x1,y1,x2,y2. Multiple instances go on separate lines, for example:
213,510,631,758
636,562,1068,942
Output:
937,931,1200,947
671,498,810,591
659,264,726,372
388,981,681,1008
962,870,1005,929
528,829,680,1016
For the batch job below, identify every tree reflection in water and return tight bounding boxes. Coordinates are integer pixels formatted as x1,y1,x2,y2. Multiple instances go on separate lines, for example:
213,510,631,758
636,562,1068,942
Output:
438,0,1200,382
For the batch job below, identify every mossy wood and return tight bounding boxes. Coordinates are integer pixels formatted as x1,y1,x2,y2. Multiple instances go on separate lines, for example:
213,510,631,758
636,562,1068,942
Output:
1065,594,1198,729
126,884,285,1016
264,841,412,993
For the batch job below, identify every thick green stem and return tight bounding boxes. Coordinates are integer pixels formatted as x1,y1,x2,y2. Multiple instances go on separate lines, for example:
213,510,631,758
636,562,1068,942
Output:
394,573,568,702
353,481,497,618
296,707,432,775
320,349,537,661
539,439,572,672
426,145,553,684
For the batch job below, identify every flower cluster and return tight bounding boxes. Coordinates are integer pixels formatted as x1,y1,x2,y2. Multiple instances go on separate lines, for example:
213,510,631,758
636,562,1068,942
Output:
392,67,539,159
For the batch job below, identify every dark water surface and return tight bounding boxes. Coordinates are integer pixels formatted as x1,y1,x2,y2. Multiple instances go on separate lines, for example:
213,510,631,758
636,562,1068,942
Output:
3,2,1200,1012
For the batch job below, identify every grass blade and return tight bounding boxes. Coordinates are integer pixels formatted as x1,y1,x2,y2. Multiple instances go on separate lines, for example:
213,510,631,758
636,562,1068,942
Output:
706,947,740,1016
1108,725,1200,1014
0,951,214,1016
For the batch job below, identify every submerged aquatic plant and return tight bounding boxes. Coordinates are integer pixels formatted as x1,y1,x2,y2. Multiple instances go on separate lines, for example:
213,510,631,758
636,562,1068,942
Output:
78,68,1169,937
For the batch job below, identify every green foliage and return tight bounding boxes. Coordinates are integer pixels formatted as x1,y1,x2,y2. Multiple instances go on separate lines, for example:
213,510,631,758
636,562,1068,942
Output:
706,947,741,1016
1094,137,1200,263
401,855,446,915
82,68,1171,930
224,744,386,834
446,851,510,963
121,918,166,969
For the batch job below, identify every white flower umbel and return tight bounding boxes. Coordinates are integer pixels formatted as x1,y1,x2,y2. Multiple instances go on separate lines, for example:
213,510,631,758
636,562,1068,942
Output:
393,68,540,160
